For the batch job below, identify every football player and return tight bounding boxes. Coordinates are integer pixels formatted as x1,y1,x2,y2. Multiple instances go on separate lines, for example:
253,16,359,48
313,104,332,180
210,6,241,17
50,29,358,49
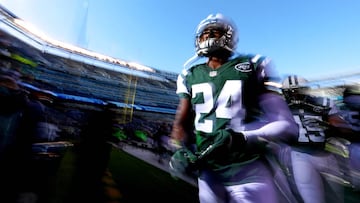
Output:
280,75,344,203
327,83,360,191
169,13,298,203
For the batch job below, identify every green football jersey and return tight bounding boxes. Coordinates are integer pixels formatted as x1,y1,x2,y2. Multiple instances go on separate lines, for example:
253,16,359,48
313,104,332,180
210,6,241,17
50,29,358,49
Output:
176,54,281,170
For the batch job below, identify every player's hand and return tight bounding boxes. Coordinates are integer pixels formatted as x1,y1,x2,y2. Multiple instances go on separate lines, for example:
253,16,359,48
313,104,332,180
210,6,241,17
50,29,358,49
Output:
169,148,198,178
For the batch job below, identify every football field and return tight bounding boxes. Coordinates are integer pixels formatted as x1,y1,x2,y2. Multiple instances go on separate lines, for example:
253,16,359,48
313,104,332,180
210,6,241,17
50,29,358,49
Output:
107,146,199,203
49,145,199,203
34,143,360,203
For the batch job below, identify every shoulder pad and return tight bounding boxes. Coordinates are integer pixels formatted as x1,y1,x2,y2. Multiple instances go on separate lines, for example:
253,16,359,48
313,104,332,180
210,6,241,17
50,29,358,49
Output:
250,54,263,64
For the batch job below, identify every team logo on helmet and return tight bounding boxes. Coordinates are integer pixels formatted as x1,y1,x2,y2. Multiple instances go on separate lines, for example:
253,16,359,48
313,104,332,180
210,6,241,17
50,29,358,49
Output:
235,62,252,72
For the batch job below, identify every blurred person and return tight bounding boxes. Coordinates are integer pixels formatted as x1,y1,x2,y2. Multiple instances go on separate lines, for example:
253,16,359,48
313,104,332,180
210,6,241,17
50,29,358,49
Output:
280,75,344,203
328,84,360,137
69,104,116,203
0,73,45,203
327,83,360,191
169,13,298,203
153,122,169,163
26,88,60,142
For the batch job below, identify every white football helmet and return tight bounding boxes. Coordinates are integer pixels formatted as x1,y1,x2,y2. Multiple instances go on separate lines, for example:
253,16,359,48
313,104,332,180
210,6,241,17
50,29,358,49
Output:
195,13,238,57
282,75,308,89
281,75,309,102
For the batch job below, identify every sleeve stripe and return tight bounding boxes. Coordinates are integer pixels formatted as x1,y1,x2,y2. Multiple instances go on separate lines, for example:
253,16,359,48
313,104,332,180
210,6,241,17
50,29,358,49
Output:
176,73,190,95
251,54,262,63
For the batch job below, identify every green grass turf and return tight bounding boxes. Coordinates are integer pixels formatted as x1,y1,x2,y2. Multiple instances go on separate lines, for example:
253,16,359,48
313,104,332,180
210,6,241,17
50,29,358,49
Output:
107,147,199,203
49,146,199,203
41,145,360,203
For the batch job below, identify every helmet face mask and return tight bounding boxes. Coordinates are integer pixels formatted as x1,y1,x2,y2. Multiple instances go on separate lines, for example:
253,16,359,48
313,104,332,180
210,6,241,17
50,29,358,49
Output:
282,87,307,103
199,28,225,42
195,14,238,57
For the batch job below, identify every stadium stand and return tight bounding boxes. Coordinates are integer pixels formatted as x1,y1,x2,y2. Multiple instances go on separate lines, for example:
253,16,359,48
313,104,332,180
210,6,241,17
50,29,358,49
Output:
0,4,181,144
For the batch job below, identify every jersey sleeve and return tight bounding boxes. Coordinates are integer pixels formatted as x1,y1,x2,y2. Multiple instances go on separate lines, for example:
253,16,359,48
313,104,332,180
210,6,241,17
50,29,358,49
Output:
175,69,191,99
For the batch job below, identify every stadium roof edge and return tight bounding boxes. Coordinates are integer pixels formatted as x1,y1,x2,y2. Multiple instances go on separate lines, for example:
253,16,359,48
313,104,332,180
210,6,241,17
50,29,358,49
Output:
0,4,171,82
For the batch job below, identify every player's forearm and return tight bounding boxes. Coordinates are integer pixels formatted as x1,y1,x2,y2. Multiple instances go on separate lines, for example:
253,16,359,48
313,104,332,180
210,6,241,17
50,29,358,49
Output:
170,124,188,142
242,120,298,143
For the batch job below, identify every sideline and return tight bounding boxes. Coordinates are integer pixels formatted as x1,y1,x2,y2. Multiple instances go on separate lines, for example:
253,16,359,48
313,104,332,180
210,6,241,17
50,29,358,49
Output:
109,142,197,186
